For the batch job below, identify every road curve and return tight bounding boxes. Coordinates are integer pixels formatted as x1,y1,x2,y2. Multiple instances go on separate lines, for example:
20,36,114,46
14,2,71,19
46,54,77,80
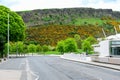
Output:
27,56,120,80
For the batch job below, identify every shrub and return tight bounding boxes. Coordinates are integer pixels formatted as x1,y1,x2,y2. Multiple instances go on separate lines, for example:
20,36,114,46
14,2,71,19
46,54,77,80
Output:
42,45,49,52
56,40,64,54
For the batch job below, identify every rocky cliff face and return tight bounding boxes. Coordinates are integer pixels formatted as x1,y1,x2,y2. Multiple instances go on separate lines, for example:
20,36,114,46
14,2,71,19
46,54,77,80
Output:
17,8,120,27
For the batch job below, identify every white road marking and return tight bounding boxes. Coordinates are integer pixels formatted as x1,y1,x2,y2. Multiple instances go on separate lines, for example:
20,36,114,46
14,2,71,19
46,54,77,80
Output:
26,58,39,80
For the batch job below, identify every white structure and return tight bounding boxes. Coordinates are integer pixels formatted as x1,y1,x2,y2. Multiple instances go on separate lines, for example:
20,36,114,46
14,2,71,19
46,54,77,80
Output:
93,34,120,57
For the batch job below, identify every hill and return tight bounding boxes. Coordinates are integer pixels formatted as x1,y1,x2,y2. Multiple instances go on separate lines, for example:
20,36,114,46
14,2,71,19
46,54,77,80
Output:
17,8,120,27
26,25,112,46
17,8,120,46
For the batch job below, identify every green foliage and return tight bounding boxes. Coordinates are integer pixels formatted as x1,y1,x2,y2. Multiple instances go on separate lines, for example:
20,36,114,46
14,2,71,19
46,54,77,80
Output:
42,45,49,52
56,40,64,54
0,5,26,57
16,41,24,54
4,41,26,55
27,44,37,53
48,45,55,51
82,40,92,54
74,18,105,26
36,44,42,53
9,42,16,54
0,5,26,42
85,36,97,45
81,36,97,54
4,42,16,55
56,38,78,53
64,38,78,52
74,34,82,49
44,51,60,55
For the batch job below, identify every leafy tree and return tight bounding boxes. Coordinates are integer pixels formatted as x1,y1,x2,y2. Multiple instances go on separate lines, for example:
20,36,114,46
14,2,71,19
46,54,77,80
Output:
9,42,16,54
16,41,24,55
4,42,25,56
85,36,97,45
56,40,64,54
0,5,26,57
27,44,37,55
74,34,82,49
0,5,26,42
42,45,49,52
36,44,43,53
82,40,92,55
64,38,78,52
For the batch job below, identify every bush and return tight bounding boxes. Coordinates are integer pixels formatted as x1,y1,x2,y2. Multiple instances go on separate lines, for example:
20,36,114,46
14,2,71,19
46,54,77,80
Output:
36,44,43,53
42,45,49,52
82,40,92,55
56,40,64,54
27,44,37,54
56,38,78,53
64,38,78,52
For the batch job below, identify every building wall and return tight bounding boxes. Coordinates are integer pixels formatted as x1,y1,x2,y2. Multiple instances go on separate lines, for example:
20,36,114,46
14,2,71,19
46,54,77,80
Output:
93,40,110,57
99,40,110,57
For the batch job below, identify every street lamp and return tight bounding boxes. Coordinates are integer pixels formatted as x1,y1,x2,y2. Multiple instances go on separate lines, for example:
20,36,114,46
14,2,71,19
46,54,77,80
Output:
7,13,9,59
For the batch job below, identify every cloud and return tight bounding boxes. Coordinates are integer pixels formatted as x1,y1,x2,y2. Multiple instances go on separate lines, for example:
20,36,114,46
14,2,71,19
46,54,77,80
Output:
7,0,81,11
0,0,120,11
79,0,120,11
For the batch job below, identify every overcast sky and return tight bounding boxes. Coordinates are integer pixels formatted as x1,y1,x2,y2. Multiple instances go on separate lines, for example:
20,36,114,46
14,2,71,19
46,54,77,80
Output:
0,0,120,11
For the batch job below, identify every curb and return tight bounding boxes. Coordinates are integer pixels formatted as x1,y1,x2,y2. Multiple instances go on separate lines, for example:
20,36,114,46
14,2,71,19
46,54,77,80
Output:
61,57,120,71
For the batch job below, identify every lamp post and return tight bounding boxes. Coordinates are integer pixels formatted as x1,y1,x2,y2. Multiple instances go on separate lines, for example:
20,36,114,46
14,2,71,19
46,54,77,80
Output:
7,13,9,59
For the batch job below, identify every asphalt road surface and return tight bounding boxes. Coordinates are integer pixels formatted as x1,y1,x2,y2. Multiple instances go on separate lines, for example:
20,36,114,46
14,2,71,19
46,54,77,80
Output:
0,56,120,80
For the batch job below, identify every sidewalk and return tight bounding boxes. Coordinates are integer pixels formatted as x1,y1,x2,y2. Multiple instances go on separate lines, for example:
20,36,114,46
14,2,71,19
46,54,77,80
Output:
61,53,120,71
0,59,22,80
0,70,22,80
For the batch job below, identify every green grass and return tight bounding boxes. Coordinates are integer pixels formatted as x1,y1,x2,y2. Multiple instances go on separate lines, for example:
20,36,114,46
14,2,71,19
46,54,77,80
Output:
44,51,61,55
75,49,84,54
74,18,106,26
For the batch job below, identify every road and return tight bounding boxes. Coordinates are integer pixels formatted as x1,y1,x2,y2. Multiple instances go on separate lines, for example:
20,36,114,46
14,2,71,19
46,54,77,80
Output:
0,56,120,80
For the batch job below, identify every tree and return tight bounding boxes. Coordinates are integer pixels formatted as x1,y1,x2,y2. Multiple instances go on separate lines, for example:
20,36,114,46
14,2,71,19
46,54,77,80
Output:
42,45,49,52
82,40,92,55
0,5,26,42
36,44,42,53
64,38,78,52
85,36,97,45
56,40,64,54
9,42,16,54
74,34,82,49
0,5,26,57
27,44,37,55
16,41,24,55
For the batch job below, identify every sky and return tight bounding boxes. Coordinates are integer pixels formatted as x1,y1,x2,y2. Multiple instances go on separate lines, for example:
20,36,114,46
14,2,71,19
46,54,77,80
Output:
0,0,120,11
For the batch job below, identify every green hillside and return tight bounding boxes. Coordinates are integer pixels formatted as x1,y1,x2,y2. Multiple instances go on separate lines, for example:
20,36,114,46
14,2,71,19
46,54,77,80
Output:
73,18,104,25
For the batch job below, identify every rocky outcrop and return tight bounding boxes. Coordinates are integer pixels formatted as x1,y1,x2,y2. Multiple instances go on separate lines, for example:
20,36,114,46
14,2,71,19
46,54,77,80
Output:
17,8,120,27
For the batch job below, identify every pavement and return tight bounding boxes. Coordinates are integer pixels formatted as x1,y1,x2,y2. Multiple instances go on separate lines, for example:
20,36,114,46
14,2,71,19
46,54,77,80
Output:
61,53,120,71
0,70,22,80
0,58,24,80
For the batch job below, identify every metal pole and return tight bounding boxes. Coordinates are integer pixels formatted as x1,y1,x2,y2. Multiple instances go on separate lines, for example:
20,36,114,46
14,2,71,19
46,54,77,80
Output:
102,28,107,38
7,13,9,59
114,26,118,34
